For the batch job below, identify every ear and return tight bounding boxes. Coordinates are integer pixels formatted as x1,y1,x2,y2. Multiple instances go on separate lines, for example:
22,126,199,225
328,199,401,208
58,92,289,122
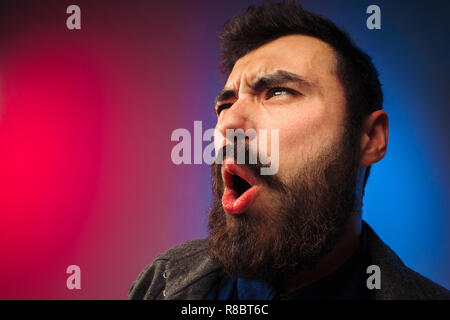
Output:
359,110,389,168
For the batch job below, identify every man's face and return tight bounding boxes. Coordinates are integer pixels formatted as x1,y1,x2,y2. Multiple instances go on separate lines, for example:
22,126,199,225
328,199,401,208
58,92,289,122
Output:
208,35,360,285
214,35,347,182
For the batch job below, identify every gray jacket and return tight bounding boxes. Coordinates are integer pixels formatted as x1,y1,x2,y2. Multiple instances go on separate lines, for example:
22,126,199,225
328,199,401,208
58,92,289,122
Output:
127,223,450,300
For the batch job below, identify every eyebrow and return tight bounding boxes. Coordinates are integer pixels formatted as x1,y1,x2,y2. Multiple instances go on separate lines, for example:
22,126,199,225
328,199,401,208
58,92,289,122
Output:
214,70,313,108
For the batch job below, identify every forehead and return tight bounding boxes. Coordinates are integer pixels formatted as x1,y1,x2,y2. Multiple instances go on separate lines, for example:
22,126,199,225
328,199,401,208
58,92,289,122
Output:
226,34,338,89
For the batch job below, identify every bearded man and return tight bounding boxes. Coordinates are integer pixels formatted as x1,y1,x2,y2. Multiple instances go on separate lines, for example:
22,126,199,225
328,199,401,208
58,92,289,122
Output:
128,1,449,300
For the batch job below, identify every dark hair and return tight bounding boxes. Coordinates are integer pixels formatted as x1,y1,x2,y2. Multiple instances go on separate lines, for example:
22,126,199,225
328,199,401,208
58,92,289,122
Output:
218,0,383,188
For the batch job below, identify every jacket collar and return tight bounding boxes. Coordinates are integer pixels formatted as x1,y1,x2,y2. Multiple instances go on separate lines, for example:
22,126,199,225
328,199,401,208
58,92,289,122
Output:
165,221,427,299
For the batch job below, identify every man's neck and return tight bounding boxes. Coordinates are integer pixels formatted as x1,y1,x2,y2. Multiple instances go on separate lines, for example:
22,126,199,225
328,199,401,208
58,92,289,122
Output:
281,219,362,294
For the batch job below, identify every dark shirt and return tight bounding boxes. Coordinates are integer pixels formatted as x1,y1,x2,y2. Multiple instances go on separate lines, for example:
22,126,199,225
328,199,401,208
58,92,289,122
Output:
206,223,375,300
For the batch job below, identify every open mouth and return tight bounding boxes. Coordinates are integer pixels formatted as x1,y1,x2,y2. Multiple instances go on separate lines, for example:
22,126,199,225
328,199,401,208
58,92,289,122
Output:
233,174,252,196
221,159,260,215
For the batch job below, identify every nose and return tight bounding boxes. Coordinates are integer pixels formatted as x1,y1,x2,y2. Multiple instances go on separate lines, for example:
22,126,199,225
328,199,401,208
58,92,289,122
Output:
216,97,256,139
214,97,260,163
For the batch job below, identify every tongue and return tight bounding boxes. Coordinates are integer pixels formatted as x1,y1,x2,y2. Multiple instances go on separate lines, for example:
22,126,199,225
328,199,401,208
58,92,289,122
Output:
222,186,259,215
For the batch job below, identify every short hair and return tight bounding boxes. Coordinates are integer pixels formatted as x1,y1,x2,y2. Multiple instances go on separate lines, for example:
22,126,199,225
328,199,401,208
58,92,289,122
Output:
218,0,383,187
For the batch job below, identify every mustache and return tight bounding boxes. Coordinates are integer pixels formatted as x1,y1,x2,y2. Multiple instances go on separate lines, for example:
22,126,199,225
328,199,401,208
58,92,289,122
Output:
211,143,284,196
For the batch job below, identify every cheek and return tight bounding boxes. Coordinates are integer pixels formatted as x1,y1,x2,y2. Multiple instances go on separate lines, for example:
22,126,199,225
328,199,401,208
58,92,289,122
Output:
276,109,344,178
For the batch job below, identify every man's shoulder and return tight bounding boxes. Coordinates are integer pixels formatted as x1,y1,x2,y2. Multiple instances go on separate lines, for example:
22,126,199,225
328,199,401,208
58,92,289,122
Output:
365,222,450,300
127,239,221,300
403,265,450,299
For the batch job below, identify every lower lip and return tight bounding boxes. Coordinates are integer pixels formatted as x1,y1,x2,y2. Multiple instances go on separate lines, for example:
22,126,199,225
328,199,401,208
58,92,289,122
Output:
222,185,260,215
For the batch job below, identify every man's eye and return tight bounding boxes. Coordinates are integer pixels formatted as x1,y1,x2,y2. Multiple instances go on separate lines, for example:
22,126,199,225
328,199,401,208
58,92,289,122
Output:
216,103,232,115
266,87,298,98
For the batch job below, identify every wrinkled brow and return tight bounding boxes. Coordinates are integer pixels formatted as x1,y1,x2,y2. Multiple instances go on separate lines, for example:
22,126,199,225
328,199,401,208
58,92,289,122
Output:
214,69,313,107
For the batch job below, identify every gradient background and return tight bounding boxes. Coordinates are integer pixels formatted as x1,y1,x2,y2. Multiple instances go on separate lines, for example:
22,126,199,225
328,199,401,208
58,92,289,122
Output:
0,0,448,299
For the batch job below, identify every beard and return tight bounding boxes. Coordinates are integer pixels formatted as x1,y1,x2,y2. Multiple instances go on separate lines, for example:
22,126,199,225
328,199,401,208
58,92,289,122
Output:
207,129,361,288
